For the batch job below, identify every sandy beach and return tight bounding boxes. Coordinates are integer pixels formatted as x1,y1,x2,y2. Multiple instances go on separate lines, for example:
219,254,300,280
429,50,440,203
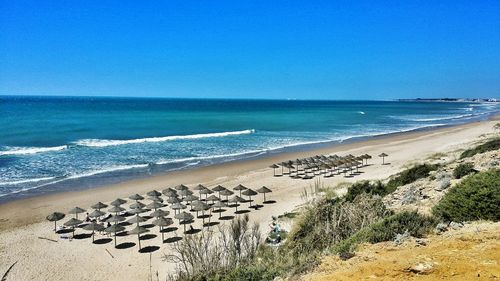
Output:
0,117,498,281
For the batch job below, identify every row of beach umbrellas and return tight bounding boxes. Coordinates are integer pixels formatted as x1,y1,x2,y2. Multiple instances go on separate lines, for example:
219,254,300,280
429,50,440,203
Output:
269,153,389,179
46,184,273,251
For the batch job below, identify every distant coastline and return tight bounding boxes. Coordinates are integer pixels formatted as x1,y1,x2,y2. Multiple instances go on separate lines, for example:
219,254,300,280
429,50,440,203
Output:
398,98,499,102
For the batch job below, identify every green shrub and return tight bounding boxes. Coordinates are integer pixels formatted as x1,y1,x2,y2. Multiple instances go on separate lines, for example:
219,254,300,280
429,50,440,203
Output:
433,169,500,222
345,180,388,202
460,138,500,159
333,211,436,254
386,164,439,193
453,163,476,179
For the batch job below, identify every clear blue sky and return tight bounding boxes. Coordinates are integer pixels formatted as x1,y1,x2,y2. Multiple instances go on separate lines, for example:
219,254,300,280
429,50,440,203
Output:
1,1,499,100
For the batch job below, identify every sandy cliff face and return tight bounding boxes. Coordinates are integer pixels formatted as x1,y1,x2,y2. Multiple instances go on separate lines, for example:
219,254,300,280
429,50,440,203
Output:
303,221,500,281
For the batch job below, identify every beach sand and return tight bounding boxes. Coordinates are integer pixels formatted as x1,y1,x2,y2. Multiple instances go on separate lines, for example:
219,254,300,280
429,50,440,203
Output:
0,117,498,281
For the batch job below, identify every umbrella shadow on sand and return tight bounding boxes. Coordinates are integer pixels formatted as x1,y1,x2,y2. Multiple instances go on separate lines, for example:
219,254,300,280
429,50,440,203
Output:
93,238,112,244
164,236,182,243
115,231,128,237
161,227,178,233
263,200,277,204
56,229,74,234
141,223,156,229
185,228,201,235
73,233,92,239
116,242,135,249
203,221,219,227
234,210,250,214
139,234,156,241
139,246,160,254
219,215,235,220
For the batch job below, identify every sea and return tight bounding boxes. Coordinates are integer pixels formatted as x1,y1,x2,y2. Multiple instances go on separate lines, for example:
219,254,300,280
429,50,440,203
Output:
1,96,498,202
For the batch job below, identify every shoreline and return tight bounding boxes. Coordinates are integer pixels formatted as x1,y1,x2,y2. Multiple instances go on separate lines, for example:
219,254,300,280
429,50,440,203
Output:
0,112,496,204
0,115,498,232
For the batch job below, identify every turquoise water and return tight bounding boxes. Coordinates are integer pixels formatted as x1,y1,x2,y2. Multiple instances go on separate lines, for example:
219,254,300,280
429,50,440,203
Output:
0,96,498,202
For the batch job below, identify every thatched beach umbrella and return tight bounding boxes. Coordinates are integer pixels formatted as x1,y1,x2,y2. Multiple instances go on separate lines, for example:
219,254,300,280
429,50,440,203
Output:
167,196,181,204
127,226,149,251
129,194,144,201
192,201,210,224
63,218,82,237
206,194,220,204
83,222,105,242
184,194,199,205
162,188,177,197
129,207,147,215
171,203,187,214
146,201,164,210
150,209,169,218
212,185,226,198
130,201,146,209
149,196,164,203
146,190,162,197
219,189,234,202
198,187,213,200
91,202,108,210
153,216,173,242
104,224,125,248
269,164,280,176
108,206,125,215
110,198,127,206
233,184,247,197
379,153,388,165
89,209,106,219
128,214,148,226
212,201,227,219
46,212,65,232
228,195,244,213
174,211,194,233
178,189,193,199
257,186,272,202
107,215,125,224
193,184,206,196
175,184,189,191
68,207,86,219
242,189,258,207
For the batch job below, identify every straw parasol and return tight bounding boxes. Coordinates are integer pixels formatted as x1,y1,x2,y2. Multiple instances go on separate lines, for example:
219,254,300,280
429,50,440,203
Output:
104,224,125,248
108,206,125,215
167,196,181,204
178,189,193,199
63,218,82,237
91,202,108,210
128,214,148,226
150,209,169,218
129,207,147,215
130,201,146,209
212,185,226,198
219,189,234,202
206,194,220,204
127,226,149,251
153,216,173,242
212,201,227,219
149,196,164,203
198,187,213,200
174,211,194,233
162,188,177,197
88,209,106,218
107,215,125,224
68,207,86,219
82,222,105,242
184,194,199,204
46,212,65,232
171,203,187,214
378,153,388,165
242,189,258,207
192,201,210,224
146,190,162,197
129,194,144,201
233,184,247,197
228,195,244,213
146,201,164,210
110,198,127,206
193,184,206,192
257,186,272,202
174,184,189,191
269,164,280,176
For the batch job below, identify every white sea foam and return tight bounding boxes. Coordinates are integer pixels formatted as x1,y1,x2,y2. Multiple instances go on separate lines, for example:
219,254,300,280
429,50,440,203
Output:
0,145,67,156
0,176,57,186
391,114,475,122
0,164,150,198
74,129,256,147
358,111,365,115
